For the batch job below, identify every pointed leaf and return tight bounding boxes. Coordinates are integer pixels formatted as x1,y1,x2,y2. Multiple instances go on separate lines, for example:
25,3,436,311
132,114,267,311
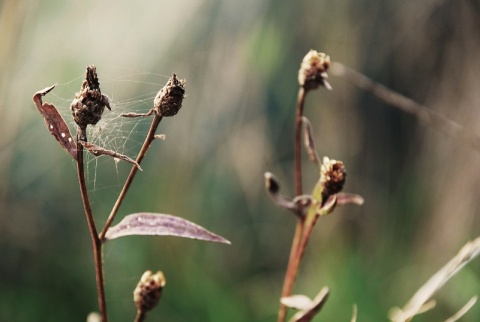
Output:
104,213,231,244
79,141,142,170
33,85,77,159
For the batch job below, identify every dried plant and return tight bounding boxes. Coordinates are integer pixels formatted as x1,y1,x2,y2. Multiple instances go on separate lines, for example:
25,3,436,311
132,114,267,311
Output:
267,50,480,322
265,50,364,322
33,66,229,322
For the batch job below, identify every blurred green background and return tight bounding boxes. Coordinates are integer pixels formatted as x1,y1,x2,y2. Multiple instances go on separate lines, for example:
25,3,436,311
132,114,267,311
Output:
1,0,480,321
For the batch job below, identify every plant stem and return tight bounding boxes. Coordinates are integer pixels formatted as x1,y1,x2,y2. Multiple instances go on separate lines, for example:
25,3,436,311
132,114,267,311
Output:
294,87,306,196
99,114,163,241
134,310,146,322
277,87,307,322
76,135,108,322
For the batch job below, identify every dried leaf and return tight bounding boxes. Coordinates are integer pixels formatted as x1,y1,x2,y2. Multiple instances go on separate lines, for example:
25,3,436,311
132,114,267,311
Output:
281,295,313,310
264,172,298,213
78,141,142,170
104,213,231,244
301,116,319,164
336,193,365,206
318,194,337,216
33,85,77,159
290,287,329,322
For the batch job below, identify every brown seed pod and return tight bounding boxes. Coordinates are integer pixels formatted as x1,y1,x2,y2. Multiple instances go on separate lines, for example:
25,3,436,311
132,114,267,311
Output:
320,157,346,199
133,270,166,314
70,65,111,134
153,74,185,117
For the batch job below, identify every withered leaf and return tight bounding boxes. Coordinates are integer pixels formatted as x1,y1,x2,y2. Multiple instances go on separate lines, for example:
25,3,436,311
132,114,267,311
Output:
290,287,329,322
301,116,319,164
281,295,313,311
104,212,231,244
33,85,77,159
78,141,142,170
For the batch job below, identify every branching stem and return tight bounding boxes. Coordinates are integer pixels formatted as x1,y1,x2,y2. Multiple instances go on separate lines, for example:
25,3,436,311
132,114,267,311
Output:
99,113,163,240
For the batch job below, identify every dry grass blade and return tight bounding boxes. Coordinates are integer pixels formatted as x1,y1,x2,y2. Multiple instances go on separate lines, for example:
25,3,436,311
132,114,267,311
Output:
444,296,477,322
390,237,480,322
331,62,480,154
351,304,357,322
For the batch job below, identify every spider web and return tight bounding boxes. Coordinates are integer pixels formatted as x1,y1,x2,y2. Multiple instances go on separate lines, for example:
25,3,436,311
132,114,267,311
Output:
49,67,170,196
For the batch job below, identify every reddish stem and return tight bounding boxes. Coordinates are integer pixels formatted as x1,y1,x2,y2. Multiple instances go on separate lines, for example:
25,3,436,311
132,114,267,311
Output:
99,114,163,241
277,87,307,322
76,134,108,322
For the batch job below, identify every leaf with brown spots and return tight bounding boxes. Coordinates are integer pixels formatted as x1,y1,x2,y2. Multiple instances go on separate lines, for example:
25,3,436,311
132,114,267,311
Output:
33,85,77,159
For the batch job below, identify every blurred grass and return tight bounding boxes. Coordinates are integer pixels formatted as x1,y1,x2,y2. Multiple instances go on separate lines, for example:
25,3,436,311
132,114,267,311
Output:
1,0,480,321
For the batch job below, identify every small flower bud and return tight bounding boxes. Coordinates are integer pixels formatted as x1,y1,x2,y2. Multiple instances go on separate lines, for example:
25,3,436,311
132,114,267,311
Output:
133,270,166,314
154,74,185,117
298,50,332,91
70,65,111,131
264,172,281,195
320,157,346,198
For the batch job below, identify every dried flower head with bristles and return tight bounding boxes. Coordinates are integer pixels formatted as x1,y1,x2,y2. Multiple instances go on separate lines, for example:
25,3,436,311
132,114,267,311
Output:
154,74,185,117
320,157,346,199
70,65,111,140
298,50,332,91
133,270,166,314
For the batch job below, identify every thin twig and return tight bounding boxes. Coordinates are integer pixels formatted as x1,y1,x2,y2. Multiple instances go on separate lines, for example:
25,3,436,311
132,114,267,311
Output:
330,62,480,153
76,134,108,322
99,114,163,241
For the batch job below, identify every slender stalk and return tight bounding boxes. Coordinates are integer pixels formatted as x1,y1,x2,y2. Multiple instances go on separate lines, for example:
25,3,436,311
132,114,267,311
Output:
277,87,308,322
99,114,163,240
134,311,146,322
76,134,108,322
294,87,306,196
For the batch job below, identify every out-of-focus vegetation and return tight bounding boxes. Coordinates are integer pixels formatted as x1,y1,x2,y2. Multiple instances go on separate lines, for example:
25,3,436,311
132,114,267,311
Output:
1,0,480,321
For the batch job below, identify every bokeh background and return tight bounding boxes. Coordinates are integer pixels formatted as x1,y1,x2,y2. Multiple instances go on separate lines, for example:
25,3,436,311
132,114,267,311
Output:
1,0,480,321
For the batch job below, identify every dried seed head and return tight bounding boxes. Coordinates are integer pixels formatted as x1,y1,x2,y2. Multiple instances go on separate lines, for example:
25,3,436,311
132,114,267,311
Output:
320,157,346,198
154,74,185,117
70,65,111,131
133,270,166,314
298,50,332,91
